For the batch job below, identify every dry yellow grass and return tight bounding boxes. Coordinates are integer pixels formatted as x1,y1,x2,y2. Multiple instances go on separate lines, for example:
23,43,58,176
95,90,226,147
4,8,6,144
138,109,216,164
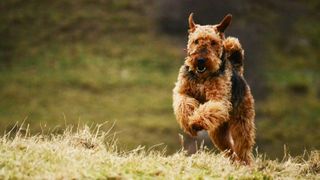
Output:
0,124,319,179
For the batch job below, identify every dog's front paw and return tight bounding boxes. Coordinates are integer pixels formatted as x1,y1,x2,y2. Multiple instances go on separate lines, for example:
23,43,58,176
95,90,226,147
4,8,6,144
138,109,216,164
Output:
185,126,198,137
188,113,209,136
187,121,203,137
190,122,204,132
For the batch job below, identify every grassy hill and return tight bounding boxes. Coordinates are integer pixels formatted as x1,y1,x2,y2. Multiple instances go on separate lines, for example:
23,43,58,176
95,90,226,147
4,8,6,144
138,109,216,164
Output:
1,125,319,179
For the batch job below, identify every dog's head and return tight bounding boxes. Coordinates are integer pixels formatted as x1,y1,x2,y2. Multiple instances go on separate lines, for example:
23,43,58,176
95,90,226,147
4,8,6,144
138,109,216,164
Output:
185,13,232,76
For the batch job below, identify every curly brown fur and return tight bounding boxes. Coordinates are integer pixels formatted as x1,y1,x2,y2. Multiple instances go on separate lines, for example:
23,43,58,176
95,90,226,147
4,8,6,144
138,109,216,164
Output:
173,13,255,165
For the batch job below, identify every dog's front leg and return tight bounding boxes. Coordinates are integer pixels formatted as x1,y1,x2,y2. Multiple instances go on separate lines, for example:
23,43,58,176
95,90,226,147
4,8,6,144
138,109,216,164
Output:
188,100,230,132
173,92,200,136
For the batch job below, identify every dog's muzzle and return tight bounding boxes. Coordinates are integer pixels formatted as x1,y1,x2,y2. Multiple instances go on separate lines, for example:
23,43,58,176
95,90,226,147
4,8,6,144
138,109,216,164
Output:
196,58,207,73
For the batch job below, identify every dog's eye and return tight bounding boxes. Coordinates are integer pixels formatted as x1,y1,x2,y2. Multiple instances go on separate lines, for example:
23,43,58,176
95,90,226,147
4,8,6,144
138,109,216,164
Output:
211,41,216,46
194,39,199,44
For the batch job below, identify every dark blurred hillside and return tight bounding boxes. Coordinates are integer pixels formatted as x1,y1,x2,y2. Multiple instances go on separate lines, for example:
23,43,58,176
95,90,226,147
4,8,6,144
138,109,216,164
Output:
0,0,151,65
0,0,319,158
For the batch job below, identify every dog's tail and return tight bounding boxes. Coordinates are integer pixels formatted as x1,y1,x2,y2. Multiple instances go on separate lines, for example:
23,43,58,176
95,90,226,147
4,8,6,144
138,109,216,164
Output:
223,37,244,76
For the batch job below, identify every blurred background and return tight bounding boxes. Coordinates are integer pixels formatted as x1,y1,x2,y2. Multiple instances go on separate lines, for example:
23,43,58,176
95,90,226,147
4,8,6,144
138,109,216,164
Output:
0,0,319,158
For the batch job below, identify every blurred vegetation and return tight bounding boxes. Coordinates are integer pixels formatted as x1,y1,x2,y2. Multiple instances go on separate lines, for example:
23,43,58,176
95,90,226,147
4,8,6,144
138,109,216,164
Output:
0,0,183,152
0,0,319,158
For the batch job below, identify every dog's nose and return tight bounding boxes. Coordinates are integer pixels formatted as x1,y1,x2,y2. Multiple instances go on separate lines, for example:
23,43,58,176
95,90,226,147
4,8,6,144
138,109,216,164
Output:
197,58,206,64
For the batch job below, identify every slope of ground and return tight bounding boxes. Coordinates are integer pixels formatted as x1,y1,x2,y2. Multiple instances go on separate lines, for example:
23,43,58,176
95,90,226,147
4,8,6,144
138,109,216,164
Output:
1,126,319,179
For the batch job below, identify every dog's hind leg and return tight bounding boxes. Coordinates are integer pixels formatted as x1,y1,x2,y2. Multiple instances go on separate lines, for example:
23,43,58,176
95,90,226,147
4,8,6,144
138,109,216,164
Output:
229,93,255,165
208,122,233,157
229,120,255,165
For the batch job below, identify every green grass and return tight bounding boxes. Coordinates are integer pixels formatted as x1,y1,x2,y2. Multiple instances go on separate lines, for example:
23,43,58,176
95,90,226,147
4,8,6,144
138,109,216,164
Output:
0,34,183,152
1,125,319,179
0,1,184,152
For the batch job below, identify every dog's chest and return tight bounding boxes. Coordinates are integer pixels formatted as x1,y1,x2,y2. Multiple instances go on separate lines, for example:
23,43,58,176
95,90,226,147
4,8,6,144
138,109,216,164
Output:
192,83,209,104
190,79,227,104
196,83,206,96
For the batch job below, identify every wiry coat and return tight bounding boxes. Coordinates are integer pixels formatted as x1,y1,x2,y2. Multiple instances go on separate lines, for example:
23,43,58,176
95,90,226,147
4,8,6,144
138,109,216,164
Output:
173,14,255,165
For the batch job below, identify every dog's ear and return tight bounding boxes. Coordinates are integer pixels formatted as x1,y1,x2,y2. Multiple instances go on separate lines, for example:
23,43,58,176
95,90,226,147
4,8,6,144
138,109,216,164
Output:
188,13,196,33
217,14,232,33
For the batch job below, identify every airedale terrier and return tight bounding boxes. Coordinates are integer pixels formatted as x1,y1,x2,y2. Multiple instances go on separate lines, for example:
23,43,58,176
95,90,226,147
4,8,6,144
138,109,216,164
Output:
173,13,255,165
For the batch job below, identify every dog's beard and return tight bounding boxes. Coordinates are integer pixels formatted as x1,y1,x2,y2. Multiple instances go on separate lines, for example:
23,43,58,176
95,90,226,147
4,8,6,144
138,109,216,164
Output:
208,57,221,72
186,56,221,75
196,65,206,73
